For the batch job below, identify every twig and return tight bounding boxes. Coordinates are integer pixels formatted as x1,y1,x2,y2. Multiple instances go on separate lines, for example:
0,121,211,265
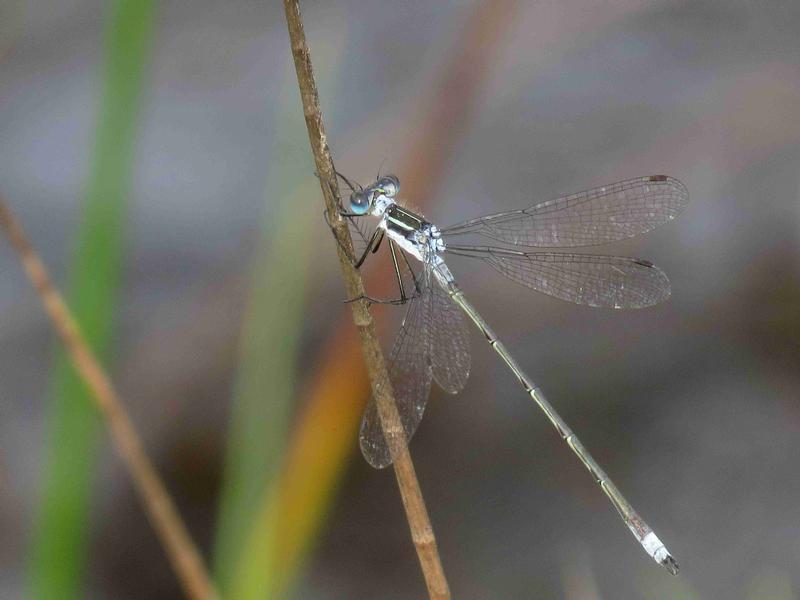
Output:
0,197,218,600
282,1,450,598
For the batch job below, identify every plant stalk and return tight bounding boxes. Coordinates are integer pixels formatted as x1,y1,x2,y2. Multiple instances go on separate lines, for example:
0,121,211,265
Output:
282,1,451,597
0,197,218,600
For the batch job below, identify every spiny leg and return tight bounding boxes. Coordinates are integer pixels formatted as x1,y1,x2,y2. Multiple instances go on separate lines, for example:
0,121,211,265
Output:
336,170,362,193
345,241,418,307
322,208,408,305
398,244,422,296
355,227,383,269
388,239,407,303
371,228,385,255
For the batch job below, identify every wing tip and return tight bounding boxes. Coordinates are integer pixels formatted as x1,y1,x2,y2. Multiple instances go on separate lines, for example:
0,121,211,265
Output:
359,436,394,469
630,257,672,308
647,174,689,199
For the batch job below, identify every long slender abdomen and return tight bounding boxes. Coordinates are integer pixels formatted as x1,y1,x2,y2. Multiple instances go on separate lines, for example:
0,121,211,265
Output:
442,279,678,574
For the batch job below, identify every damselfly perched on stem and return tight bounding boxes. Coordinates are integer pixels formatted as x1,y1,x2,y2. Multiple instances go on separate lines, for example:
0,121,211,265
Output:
332,172,687,574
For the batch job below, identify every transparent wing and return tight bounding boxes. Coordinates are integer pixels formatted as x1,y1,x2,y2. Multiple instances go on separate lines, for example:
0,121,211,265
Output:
441,175,687,248
447,246,671,309
428,273,470,394
343,213,375,258
359,273,434,469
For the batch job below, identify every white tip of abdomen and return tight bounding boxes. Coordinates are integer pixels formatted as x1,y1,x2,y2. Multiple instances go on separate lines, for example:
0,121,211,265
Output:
642,532,679,575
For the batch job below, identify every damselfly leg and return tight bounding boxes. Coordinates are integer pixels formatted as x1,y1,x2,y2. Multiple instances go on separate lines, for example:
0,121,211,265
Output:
345,240,421,306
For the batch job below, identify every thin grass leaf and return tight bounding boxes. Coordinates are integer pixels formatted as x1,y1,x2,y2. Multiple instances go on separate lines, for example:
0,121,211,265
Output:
212,38,343,596
233,323,369,598
212,181,314,592
27,1,156,597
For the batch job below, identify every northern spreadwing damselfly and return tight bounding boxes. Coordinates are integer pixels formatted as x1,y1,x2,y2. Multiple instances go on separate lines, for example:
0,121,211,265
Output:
332,172,687,574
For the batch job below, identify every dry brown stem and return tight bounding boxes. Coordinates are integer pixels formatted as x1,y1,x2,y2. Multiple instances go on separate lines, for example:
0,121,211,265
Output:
282,1,450,597
0,198,218,600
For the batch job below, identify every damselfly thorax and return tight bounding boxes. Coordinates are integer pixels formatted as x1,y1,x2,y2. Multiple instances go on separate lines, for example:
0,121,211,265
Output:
380,204,446,265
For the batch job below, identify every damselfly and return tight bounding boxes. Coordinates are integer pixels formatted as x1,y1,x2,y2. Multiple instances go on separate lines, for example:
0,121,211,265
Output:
334,173,687,574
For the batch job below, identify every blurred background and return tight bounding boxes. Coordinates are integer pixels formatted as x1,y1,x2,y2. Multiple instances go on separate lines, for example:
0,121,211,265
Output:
1,0,799,598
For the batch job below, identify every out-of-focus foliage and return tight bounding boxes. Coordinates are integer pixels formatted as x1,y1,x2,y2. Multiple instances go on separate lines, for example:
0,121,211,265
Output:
26,1,156,598
212,28,346,596
232,321,369,599
212,76,315,596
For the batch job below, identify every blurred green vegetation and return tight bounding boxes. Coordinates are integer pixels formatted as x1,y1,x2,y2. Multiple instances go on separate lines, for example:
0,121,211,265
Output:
27,1,156,597
213,34,344,596
212,75,314,596
225,178,322,600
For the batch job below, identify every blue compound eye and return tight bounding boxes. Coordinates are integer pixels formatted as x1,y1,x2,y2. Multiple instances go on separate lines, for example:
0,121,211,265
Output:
349,190,370,215
376,175,399,198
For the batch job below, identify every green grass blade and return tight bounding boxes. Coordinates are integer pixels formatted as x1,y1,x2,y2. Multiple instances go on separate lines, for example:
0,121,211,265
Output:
213,35,344,596
213,179,315,595
27,1,156,597
211,76,315,597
